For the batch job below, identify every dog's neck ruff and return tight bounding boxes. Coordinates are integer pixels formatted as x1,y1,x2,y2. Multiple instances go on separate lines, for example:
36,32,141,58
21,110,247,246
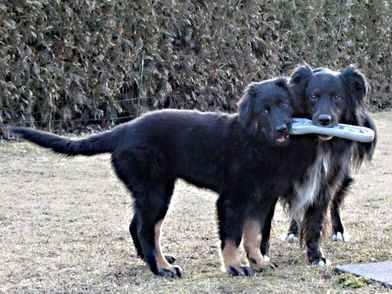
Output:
290,148,331,220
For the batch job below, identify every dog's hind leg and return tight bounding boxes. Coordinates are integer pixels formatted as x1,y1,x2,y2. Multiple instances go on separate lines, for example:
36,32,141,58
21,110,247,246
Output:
112,148,179,276
132,182,182,278
129,216,176,264
331,175,353,242
130,216,144,259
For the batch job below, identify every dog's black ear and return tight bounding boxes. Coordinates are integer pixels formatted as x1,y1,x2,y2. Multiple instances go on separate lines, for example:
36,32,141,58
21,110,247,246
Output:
352,113,377,170
288,65,312,116
290,63,313,85
238,82,258,134
275,77,289,90
340,65,369,126
340,65,368,101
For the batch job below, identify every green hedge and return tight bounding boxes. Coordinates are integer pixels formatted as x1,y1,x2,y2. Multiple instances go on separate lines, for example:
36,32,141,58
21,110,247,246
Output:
1,0,391,134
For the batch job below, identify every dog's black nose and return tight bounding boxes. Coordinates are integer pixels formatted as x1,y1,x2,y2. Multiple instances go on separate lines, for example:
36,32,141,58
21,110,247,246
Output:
318,114,332,126
276,124,288,133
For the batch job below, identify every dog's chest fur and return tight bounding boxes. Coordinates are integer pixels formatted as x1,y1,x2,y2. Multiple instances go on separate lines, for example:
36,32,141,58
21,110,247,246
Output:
290,148,331,220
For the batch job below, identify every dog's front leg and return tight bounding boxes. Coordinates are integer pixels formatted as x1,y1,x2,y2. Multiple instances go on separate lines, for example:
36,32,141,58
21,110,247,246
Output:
259,198,278,259
283,218,300,243
243,218,270,271
302,198,331,266
330,174,353,242
217,197,252,276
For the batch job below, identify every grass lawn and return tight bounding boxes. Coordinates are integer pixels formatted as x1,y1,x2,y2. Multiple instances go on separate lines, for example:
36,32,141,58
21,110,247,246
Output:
1,112,391,293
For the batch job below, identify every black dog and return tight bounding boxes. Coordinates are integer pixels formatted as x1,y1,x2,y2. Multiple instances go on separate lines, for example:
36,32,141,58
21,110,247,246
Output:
284,113,376,244
10,77,299,278
260,65,377,266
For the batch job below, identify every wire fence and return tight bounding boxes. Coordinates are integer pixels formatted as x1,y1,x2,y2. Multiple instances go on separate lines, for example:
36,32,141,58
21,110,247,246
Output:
0,96,149,109
5,114,136,125
0,96,149,129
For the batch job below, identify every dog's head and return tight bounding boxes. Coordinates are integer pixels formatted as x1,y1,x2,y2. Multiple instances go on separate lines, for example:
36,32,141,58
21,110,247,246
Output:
238,77,293,146
290,64,368,140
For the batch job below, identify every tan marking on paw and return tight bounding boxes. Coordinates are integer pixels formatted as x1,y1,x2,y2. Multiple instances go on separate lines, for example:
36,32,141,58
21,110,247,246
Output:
243,219,269,271
221,240,245,271
154,220,171,269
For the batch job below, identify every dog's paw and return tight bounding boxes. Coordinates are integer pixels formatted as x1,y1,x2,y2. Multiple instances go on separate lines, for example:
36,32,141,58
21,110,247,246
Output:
332,232,349,242
263,256,278,269
228,266,253,277
283,233,298,243
164,254,176,264
157,265,183,278
311,258,331,267
248,254,270,272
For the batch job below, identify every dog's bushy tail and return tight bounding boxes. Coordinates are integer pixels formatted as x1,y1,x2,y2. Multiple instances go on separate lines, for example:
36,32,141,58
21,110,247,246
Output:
8,127,114,156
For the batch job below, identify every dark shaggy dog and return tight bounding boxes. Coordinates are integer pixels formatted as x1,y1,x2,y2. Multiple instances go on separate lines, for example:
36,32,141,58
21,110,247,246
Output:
260,65,377,266
10,77,300,278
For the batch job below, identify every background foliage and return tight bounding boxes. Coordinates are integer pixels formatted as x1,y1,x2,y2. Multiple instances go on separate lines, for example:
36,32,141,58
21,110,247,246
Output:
1,0,391,134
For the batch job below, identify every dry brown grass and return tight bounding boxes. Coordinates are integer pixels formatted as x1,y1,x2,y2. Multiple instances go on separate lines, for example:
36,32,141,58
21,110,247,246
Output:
1,112,391,293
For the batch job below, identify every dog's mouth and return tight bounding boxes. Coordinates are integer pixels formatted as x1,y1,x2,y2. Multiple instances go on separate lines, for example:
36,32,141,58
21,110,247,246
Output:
318,135,333,141
275,133,290,145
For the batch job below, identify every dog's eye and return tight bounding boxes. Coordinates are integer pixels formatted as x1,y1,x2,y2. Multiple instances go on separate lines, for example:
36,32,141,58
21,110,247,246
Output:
280,102,288,109
333,94,342,102
263,108,269,115
309,94,318,101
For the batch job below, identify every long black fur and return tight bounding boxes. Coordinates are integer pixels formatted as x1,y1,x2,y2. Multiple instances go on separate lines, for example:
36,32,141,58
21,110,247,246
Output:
9,128,115,156
10,77,307,277
260,64,377,265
